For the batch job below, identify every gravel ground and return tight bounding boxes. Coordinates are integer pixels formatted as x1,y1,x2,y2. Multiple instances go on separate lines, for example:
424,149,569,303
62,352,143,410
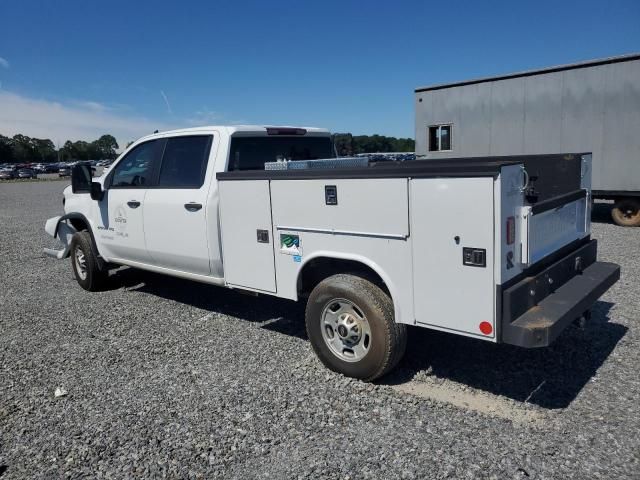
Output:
0,180,638,479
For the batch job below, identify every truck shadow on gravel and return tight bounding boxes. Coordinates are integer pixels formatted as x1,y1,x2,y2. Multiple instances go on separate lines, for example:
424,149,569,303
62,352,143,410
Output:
108,268,307,339
386,300,626,409
108,268,625,410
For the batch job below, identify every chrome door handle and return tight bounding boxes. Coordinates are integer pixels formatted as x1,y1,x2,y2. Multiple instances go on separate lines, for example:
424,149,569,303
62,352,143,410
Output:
127,200,141,208
184,202,202,212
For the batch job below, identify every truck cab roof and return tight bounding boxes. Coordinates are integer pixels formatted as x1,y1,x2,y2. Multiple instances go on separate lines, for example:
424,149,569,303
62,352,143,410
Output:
136,125,331,143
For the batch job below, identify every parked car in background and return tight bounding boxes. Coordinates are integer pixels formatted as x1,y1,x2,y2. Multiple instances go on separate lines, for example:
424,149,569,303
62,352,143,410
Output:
0,168,17,180
45,163,60,173
58,165,72,177
17,168,38,179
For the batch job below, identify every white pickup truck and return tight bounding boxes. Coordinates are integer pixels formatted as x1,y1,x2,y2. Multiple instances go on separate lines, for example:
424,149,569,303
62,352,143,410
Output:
44,125,620,381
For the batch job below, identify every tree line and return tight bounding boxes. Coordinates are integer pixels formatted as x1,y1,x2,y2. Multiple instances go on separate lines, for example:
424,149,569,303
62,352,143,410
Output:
332,133,415,156
0,131,415,164
0,133,120,164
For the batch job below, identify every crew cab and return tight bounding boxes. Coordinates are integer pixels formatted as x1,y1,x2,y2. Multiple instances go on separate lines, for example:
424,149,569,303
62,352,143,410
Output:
44,126,620,381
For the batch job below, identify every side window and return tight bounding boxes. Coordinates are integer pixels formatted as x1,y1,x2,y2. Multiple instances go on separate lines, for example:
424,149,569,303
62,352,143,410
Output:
428,124,452,152
158,135,213,188
111,141,159,188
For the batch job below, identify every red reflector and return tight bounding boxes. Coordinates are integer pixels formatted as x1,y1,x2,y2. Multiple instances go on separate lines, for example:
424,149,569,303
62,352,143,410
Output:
479,321,493,335
506,216,515,245
266,127,307,136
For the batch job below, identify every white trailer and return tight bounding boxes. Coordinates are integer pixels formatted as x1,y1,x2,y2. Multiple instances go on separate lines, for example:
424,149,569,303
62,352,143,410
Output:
44,126,619,380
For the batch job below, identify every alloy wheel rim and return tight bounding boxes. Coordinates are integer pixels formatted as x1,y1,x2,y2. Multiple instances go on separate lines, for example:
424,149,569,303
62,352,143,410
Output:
321,299,371,362
75,248,87,280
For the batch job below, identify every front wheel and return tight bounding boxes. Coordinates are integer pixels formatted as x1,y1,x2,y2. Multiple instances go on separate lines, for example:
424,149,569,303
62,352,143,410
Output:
70,231,107,291
305,274,407,381
611,198,640,227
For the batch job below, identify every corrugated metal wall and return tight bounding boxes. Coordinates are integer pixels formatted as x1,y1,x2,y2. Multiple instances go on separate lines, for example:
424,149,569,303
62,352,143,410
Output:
415,59,640,192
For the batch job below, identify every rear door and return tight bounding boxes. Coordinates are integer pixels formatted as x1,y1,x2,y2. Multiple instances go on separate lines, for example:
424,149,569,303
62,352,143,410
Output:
143,134,215,275
96,140,161,264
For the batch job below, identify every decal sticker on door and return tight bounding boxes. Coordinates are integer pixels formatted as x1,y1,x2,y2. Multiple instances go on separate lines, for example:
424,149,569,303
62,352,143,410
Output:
280,233,301,255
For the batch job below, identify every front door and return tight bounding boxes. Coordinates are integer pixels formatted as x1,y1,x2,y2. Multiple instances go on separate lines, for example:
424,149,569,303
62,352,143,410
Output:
96,140,161,264
143,134,214,275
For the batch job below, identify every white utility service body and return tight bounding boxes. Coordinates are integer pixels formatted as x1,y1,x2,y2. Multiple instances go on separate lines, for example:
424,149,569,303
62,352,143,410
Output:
44,126,620,380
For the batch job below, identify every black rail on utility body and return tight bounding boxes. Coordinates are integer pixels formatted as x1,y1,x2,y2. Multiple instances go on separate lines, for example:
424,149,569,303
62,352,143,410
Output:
500,239,620,348
217,153,584,180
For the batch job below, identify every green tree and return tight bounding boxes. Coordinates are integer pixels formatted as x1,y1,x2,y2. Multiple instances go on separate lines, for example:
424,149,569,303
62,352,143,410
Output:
0,135,14,163
332,133,415,155
92,134,119,159
32,138,56,162
11,135,39,162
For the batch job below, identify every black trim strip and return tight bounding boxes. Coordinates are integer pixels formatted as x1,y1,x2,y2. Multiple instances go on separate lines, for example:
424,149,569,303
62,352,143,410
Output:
592,190,640,199
216,156,533,181
531,189,586,215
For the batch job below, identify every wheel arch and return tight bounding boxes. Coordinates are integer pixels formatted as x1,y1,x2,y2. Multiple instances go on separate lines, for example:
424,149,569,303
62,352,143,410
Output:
57,213,106,267
296,252,404,324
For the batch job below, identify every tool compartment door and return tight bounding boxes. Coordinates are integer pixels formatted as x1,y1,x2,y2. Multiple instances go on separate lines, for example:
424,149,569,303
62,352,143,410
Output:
411,177,496,339
219,180,276,292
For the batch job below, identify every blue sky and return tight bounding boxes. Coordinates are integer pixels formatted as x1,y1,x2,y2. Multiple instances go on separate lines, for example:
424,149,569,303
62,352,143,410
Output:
0,0,638,147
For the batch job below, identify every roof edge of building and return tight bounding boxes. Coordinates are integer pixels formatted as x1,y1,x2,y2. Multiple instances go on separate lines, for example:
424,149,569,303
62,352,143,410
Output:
415,53,640,93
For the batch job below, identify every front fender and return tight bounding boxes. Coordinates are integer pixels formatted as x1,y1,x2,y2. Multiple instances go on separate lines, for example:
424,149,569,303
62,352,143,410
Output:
43,216,77,259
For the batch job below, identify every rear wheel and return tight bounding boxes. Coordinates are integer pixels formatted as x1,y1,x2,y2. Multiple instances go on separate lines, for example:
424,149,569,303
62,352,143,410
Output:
305,274,406,381
611,198,640,227
70,231,107,291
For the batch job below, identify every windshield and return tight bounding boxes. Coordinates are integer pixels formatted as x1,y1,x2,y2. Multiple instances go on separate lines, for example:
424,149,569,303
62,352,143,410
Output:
229,136,334,171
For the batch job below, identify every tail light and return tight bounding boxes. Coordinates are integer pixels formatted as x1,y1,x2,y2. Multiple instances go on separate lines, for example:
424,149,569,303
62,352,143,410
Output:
506,216,515,245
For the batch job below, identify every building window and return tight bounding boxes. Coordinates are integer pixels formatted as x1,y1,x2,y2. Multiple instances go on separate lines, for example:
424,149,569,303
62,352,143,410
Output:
428,125,452,152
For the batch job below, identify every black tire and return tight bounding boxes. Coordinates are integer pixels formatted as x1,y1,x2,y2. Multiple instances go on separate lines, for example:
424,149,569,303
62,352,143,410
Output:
70,231,107,291
305,274,407,381
611,198,640,227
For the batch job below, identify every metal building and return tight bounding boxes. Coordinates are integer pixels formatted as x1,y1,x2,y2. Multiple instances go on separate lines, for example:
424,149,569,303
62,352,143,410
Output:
414,53,640,225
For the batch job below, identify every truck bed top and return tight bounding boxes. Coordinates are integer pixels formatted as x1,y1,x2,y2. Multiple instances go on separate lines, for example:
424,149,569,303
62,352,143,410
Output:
217,153,587,181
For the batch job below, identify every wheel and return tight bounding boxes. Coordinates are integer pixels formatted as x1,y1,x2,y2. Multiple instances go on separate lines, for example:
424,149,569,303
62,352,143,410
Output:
70,231,107,291
305,274,407,381
611,198,640,227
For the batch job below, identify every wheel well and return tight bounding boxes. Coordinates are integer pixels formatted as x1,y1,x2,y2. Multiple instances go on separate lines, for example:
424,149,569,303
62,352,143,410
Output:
68,217,89,232
297,257,390,299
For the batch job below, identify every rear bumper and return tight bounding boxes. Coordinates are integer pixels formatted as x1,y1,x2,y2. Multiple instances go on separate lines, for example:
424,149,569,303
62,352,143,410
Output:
500,240,620,348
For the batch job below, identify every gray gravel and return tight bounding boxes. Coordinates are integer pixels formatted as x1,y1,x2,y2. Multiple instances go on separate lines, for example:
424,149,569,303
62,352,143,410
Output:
1,180,638,479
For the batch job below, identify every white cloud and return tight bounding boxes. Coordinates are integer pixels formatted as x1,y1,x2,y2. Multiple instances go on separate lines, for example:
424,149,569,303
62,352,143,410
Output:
186,108,221,126
0,90,177,149
0,57,8,69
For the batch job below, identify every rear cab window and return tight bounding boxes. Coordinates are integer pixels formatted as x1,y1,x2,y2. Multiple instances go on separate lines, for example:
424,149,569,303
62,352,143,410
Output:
228,135,334,171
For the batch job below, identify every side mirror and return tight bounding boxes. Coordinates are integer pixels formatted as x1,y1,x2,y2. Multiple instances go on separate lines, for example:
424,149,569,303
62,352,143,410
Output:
72,164,104,201
71,164,92,193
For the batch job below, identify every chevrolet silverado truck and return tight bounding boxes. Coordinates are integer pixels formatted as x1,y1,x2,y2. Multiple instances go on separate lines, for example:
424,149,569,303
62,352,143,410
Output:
44,125,620,381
